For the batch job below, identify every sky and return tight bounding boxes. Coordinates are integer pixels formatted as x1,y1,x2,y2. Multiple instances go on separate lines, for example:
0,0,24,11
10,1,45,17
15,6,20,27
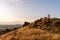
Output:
0,0,60,24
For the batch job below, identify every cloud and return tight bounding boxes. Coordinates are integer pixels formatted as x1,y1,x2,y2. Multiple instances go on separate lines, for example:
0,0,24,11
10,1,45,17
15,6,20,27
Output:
5,0,23,6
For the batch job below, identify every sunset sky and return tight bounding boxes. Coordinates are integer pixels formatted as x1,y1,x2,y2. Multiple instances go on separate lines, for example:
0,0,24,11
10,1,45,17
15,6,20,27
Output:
0,0,60,24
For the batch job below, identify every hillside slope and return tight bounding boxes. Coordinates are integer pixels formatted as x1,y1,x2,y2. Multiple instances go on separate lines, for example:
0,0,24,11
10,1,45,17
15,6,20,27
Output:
0,17,60,40
0,27,60,40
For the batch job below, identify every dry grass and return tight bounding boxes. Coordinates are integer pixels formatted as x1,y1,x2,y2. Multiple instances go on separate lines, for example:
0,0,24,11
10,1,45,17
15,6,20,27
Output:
0,27,60,40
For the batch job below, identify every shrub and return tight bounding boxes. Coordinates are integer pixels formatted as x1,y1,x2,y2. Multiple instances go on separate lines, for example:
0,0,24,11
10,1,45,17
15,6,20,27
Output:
52,20,60,27
13,28,18,30
23,22,30,26
5,29,11,32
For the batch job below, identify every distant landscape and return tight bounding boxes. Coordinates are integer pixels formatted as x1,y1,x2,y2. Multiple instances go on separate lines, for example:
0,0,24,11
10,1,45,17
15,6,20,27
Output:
0,24,21,29
0,24,21,36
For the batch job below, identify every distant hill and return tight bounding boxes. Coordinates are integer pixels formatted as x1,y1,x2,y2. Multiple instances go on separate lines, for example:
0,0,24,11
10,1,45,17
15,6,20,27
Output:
0,16,60,40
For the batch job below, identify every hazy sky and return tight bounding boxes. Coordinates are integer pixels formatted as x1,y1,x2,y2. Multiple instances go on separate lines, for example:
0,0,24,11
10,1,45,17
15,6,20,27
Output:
0,0,60,24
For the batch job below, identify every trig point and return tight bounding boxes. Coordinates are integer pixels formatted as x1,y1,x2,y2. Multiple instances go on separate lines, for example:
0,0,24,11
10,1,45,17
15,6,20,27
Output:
48,14,51,22
48,14,50,19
